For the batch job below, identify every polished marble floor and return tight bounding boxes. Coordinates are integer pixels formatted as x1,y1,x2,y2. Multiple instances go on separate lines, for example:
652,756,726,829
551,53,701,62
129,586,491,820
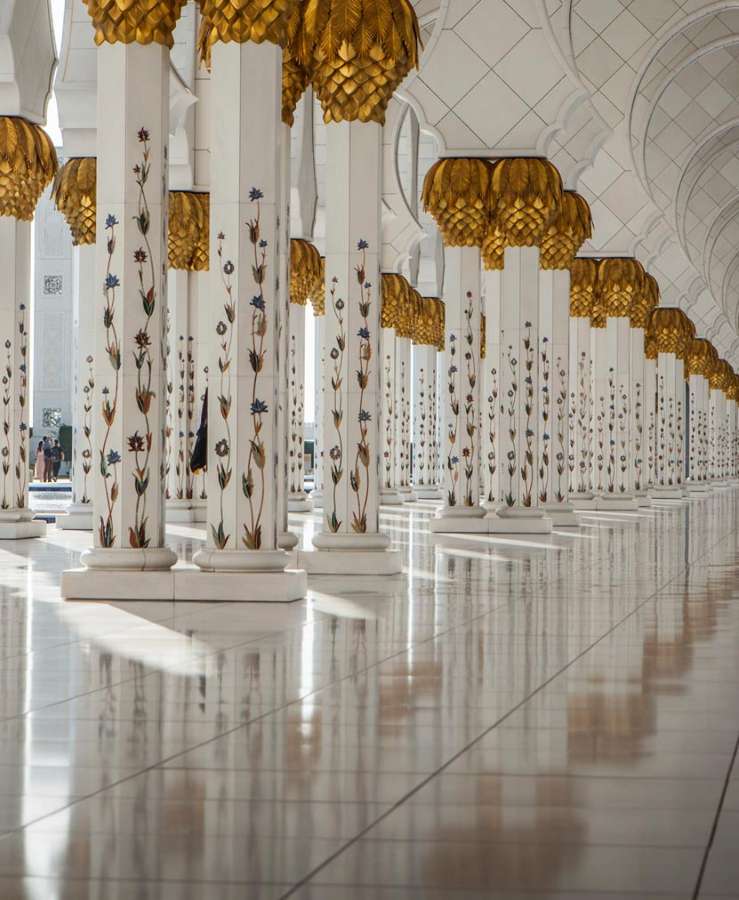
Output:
0,494,738,898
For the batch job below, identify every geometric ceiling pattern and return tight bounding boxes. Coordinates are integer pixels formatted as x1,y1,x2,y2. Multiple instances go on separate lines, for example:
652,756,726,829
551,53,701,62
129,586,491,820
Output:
403,0,739,364
54,0,739,363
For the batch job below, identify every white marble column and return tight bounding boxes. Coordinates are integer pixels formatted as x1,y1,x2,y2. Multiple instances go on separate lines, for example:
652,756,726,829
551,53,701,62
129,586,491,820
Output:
644,352,657,494
379,324,402,504
599,316,637,509
538,268,577,525
189,40,304,599
311,307,325,507
482,270,501,512
287,299,311,511
591,320,608,500
709,385,726,486
430,246,486,532
394,332,416,502
189,271,208,521
0,218,44,539
412,338,441,499
651,352,685,499
60,243,96,531
63,41,176,598
629,325,650,506
492,246,552,533
568,316,596,509
726,395,738,482
165,268,196,522
686,371,710,493
306,122,400,574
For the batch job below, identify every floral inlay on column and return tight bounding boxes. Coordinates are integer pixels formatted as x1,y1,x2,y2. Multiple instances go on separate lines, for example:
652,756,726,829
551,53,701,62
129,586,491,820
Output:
99,214,121,548
521,322,535,507
241,189,270,550
462,291,477,506
502,339,517,508
127,130,158,550
212,232,235,550
1,340,12,509
446,332,460,507
486,366,498,503
606,369,616,494
327,274,346,532
633,382,642,492
538,336,550,504
351,241,372,534
554,357,567,503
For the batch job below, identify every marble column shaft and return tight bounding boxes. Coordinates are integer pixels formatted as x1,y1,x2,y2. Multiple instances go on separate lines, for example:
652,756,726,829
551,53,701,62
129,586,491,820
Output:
568,315,595,502
380,325,401,504
483,269,501,509
629,328,647,498
653,352,685,495
440,246,483,517
394,334,415,500
687,373,710,490
62,243,96,530
88,42,172,567
412,341,441,498
198,40,285,569
0,217,40,537
287,299,310,508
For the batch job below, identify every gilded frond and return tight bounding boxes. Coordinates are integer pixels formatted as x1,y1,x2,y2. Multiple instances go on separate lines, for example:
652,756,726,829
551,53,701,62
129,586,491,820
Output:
198,0,298,49
381,272,411,330
647,307,693,358
422,157,494,248
52,157,97,246
569,257,598,318
290,238,322,305
540,191,592,270
0,117,58,221
490,157,563,247
169,192,210,271
82,0,188,47
299,0,420,124
597,257,645,319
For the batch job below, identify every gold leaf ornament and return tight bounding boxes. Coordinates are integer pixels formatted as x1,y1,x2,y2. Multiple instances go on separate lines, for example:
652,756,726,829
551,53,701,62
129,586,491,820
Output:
413,296,437,347
540,191,592,271
685,338,718,380
569,258,598,318
490,157,563,249
52,157,96,245
197,0,297,49
646,307,693,358
82,0,188,47
598,257,645,319
168,192,210,271
380,273,411,330
299,0,420,125
630,271,659,329
290,238,322,305
0,117,58,221
422,158,494,248
310,256,326,316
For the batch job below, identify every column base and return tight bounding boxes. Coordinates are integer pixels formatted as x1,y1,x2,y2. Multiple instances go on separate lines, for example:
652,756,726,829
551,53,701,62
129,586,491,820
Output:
414,486,442,500
710,481,731,490
489,508,553,534
636,492,652,508
61,547,178,600
288,494,313,513
649,486,685,500
542,503,579,527
686,482,710,493
431,508,553,534
397,487,417,503
571,493,598,510
278,531,299,551
302,531,401,575
57,503,93,531
597,494,639,511
166,499,196,523
62,563,307,602
192,499,207,522
380,489,404,505
0,511,46,540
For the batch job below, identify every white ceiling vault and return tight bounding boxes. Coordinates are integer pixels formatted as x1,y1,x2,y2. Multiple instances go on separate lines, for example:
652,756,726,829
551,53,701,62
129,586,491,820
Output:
48,0,739,362
402,0,739,363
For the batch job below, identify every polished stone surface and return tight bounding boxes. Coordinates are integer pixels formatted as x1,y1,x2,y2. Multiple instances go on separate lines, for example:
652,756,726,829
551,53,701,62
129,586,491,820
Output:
0,493,737,898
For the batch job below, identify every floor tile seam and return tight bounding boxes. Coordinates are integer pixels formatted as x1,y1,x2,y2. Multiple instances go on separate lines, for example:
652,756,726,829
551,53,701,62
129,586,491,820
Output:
0,591,526,840
277,512,739,898
691,729,739,899
4,505,732,853
0,608,356,724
